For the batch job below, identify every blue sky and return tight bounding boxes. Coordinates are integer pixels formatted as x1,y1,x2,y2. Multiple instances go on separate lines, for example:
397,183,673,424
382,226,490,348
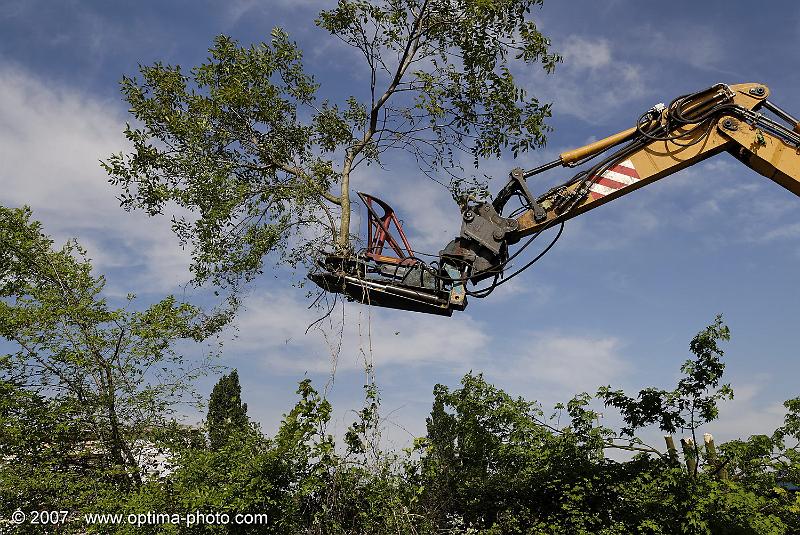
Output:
2,0,800,450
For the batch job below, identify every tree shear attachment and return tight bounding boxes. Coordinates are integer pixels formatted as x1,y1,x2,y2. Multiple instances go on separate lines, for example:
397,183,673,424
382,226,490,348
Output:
308,192,465,316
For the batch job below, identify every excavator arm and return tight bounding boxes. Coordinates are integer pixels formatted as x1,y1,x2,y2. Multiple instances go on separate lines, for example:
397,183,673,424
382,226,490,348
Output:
507,83,800,242
309,83,800,315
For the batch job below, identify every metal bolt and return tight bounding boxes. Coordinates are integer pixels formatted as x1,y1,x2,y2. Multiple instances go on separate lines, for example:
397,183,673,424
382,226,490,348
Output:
722,118,738,131
463,210,474,222
749,86,766,97
493,229,505,241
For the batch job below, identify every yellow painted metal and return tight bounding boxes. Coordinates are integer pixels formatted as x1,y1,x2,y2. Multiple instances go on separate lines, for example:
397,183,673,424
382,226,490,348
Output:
719,119,800,197
560,127,638,166
510,83,799,242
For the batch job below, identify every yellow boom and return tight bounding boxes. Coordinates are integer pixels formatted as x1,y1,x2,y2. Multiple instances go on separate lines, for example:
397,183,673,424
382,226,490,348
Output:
510,83,800,242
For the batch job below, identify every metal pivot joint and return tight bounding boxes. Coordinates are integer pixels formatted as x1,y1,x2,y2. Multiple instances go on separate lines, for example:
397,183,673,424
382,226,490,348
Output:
510,168,548,223
492,158,561,214
722,118,738,131
460,202,517,255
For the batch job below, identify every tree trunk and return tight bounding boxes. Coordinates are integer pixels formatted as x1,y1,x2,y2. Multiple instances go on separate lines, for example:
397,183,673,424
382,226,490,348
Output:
664,435,679,466
102,365,142,487
680,438,697,476
703,433,728,480
337,156,353,251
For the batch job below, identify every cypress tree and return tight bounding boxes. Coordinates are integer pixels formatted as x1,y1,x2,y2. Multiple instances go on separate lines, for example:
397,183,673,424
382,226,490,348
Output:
207,370,249,450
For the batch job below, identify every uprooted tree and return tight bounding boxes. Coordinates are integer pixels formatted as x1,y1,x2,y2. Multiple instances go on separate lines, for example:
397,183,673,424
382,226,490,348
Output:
103,0,559,291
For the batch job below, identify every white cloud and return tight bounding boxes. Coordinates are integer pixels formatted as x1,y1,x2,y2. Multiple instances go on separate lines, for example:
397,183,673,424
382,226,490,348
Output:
561,201,661,252
712,381,787,442
228,290,490,374
644,158,800,246
482,276,554,305
560,36,612,71
502,332,629,394
635,25,725,72
0,1,30,21
222,0,337,28
752,222,800,242
523,35,650,124
390,180,460,254
0,64,191,294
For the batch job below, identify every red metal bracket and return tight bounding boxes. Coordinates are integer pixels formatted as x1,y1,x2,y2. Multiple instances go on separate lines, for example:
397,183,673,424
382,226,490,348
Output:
358,192,416,265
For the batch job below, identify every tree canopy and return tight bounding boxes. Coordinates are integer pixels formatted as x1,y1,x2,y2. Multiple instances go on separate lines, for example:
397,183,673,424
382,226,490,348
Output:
0,204,217,504
103,0,560,291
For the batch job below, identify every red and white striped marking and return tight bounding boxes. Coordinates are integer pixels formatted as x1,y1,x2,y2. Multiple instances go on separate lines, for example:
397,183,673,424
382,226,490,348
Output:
588,159,641,199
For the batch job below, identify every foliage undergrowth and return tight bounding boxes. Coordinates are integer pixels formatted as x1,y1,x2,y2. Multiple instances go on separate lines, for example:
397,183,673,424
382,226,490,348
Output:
3,323,799,533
